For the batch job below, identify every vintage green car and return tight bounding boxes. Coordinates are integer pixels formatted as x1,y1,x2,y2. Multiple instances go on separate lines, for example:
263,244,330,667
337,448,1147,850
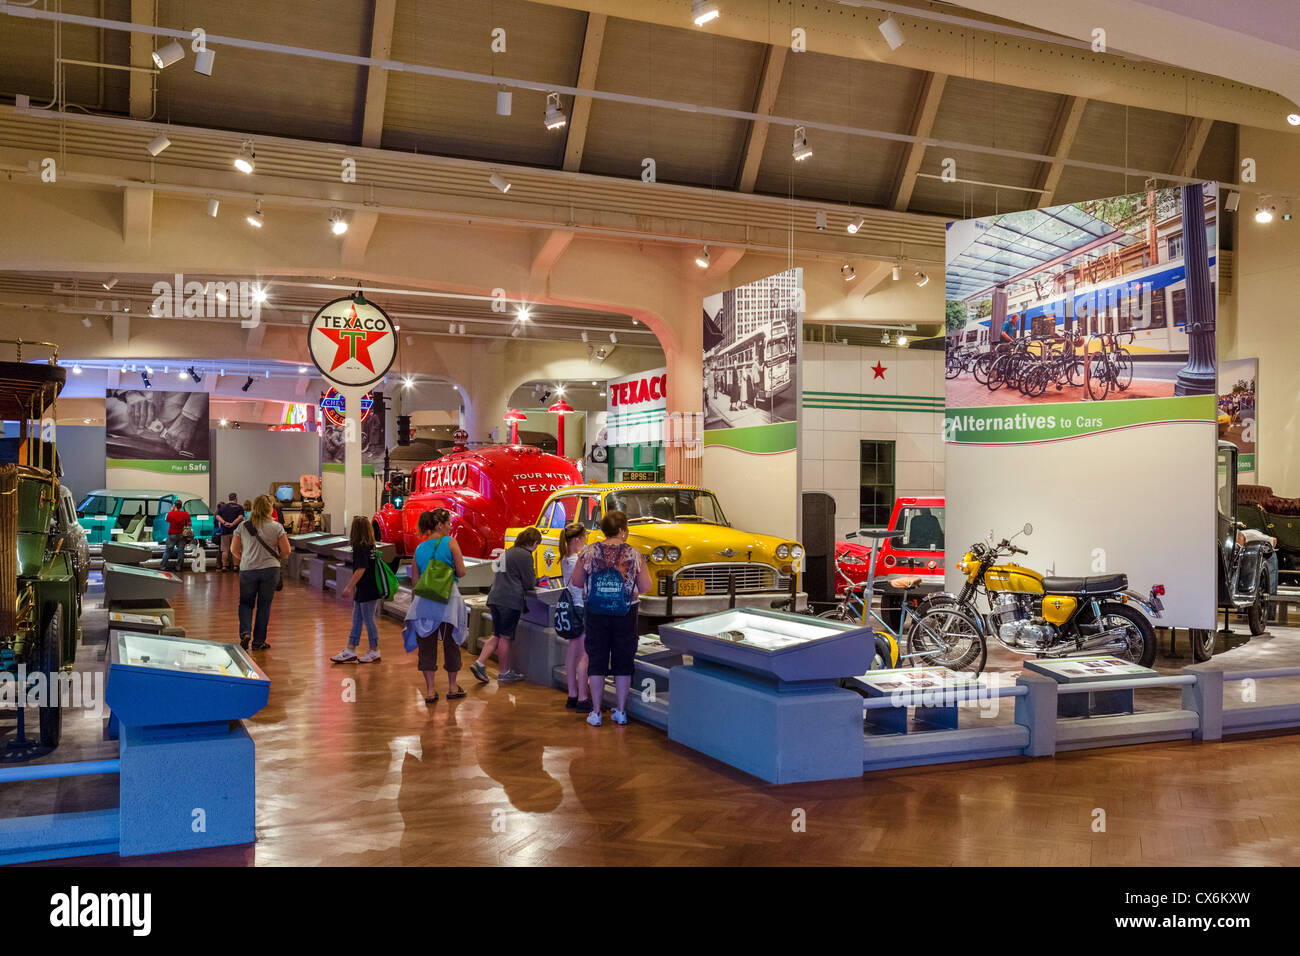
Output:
1,340,83,751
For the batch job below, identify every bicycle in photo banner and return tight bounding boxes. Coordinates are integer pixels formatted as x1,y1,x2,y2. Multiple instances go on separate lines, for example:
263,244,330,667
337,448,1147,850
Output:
1082,331,1135,402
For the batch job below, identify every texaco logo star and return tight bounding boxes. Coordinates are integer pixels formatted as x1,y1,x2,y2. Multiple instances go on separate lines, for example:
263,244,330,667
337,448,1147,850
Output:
318,303,390,373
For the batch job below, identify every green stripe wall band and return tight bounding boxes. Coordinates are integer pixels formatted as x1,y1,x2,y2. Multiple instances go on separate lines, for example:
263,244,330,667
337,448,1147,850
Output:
801,390,944,413
106,459,210,475
703,422,798,454
944,395,1216,444
322,463,376,476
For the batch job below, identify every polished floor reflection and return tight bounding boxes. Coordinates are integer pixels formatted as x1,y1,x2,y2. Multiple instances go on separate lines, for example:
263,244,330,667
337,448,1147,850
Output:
7,571,1300,866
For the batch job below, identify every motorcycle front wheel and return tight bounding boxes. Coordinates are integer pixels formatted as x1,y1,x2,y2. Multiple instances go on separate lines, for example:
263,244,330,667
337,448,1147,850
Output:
907,604,987,674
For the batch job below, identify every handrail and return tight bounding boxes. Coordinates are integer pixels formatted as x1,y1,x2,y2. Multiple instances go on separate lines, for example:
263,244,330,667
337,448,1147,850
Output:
1057,675,1196,693
0,338,60,364
0,758,120,783
1220,666,1300,681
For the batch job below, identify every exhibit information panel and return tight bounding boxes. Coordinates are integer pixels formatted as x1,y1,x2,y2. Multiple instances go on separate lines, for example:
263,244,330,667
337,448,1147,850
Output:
944,183,1219,628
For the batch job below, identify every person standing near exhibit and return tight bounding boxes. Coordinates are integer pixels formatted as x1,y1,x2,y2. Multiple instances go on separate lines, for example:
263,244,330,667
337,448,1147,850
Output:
332,516,384,664
471,527,541,685
569,510,652,727
559,522,591,713
215,492,244,572
404,508,468,703
160,499,191,573
230,494,290,651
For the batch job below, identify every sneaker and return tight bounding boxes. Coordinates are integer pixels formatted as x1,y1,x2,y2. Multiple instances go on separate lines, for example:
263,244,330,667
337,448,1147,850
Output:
331,647,359,664
240,632,252,650
250,642,270,651
611,709,629,726
498,669,525,684
358,649,381,663
470,661,489,684
575,698,593,714
586,710,602,727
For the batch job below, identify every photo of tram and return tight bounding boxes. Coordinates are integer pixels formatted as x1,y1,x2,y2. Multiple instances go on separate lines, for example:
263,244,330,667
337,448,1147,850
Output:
703,271,800,429
945,184,1218,407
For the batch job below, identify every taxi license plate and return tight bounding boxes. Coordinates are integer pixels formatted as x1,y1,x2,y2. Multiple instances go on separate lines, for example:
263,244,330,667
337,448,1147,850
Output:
676,579,706,597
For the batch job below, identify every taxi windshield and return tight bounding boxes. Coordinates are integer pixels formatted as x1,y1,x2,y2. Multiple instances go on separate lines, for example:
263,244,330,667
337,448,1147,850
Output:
605,489,729,527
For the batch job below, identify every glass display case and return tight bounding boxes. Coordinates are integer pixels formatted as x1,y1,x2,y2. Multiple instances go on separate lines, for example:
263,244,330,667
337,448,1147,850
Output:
302,535,349,555
659,608,872,682
107,631,270,726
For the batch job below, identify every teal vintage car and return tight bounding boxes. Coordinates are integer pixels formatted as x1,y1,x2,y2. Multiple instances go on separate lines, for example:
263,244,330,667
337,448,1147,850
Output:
76,489,217,545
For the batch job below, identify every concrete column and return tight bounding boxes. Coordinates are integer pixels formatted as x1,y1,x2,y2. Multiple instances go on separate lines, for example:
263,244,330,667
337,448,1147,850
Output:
662,283,705,484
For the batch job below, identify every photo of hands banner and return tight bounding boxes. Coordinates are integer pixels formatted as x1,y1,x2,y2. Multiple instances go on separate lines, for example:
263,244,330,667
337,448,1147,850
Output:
105,390,210,474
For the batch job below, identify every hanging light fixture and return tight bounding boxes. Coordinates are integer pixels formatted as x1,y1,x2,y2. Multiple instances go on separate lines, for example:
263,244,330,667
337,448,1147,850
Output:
246,200,264,228
329,209,349,235
544,92,568,130
151,40,185,70
846,217,864,235
233,140,256,174
691,1,721,26
792,126,812,162
695,246,710,269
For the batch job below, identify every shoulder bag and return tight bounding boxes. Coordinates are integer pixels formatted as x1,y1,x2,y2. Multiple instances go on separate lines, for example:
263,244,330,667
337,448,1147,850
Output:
413,536,455,604
249,524,286,591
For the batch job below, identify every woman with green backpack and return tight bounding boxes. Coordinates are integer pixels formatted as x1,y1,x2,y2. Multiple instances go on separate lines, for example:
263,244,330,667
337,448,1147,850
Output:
405,508,468,704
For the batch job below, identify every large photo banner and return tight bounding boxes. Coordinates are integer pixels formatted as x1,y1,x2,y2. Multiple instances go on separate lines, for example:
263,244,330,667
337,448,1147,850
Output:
105,389,210,474
702,268,801,539
944,183,1219,627
1218,358,1257,476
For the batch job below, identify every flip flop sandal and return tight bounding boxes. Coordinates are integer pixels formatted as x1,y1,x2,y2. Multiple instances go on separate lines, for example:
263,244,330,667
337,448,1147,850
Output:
425,693,439,704
446,687,467,699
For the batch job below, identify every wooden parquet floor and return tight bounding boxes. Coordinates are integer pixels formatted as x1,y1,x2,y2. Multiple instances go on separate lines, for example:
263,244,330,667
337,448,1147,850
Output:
8,571,1300,866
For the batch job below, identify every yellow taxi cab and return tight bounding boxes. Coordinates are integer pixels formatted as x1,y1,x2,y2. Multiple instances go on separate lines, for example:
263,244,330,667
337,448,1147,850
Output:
506,482,806,617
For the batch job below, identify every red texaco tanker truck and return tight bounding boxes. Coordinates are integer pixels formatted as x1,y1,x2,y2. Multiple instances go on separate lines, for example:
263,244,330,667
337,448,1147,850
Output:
373,445,583,558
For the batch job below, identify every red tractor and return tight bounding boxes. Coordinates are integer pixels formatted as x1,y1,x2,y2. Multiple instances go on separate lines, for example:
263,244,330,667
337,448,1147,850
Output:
373,445,582,559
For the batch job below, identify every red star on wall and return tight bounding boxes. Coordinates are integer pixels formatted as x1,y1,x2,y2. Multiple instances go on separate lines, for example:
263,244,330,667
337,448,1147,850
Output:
871,361,887,379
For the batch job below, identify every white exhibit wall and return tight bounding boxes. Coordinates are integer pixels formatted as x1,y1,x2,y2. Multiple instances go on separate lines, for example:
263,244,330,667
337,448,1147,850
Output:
706,444,800,541
800,343,946,541
945,423,1216,627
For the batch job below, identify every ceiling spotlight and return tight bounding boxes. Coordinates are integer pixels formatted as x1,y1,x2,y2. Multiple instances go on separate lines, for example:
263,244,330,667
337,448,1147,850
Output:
220,368,226,376
83,418,92,424
394,324,400,331
449,323,456,334
219,419,228,427
241,376,253,392
695,246,710,269
517,305,531,322
178,370,189,380
847,217,864,235
511,327,521,338
120,364,127,373
881,331,890,345
556,385,566,396
458,323,465,335
146,133,171,157
878,15,905,51
122,304,130,313
892,264,902,281
102,276,118,291
163,366,169,374
265,370,270,379
404,376,415,389
497,90,513,116
581,331,589,343
490,172,512,193
1288,113,1300,126
816,210,827,231
151,40,185,70
72,364,82,374
841,264,856,281
609,332,618,344
691,1,721,26
1255,204,1275,224
234,141,256,174
544,92,567,131
328,209,349,235
194,47,215,76
188,366,202,383
591,380,598,386
81,317,92,328
251,286,268,304
914,271,930,287
141,371,152,389
898,335,908,346
246,200,264,228
792,126,812,162
206,198,220,217
144,366,153,375
1224,191,1240,213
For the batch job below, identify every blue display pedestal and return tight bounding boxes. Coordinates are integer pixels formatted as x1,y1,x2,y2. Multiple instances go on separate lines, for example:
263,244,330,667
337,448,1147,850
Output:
668,661,864,784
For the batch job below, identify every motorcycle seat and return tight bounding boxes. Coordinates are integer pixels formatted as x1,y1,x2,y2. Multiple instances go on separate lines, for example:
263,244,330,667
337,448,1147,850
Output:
1042,573,1128,594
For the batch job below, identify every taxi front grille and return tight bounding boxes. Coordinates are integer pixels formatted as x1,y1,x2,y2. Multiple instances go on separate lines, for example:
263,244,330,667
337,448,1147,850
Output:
669,562,777,594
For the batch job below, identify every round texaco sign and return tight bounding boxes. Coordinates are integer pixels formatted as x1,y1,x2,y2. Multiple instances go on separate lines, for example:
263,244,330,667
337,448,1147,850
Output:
308,295,397,388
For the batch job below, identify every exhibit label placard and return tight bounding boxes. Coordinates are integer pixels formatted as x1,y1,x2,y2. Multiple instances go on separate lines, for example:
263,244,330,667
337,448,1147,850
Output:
944,184,1219,628
105,389,210,474
308,295,396,388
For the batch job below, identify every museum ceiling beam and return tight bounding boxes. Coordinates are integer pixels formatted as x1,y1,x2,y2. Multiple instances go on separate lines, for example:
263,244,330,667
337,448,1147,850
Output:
341,209,381,268
122,185,153,250
890,72,947,213
736,45,788,194
704,246,745,278
112,313,129,347
530,229,576,281
127,0,152,120
562,13,607,174
523,0,1292,129
1173,116,1216,180
1036,96,1088,208
359,0,398,149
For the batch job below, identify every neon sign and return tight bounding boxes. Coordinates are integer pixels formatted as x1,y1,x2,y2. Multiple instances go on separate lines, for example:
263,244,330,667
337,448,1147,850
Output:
320,387,374,428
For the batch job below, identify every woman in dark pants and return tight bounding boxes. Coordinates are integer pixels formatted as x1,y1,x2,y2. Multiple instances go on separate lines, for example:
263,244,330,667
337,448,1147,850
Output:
569,510,652,727
230,494,290,650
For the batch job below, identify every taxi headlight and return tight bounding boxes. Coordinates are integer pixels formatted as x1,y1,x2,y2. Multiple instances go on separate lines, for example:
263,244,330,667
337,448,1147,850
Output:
776,544,790,559
666,547,681,562
790,545,804,559
651,547,667,563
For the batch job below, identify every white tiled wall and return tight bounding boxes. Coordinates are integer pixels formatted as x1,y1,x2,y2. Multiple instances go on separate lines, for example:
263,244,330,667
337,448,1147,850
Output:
800,343,946,541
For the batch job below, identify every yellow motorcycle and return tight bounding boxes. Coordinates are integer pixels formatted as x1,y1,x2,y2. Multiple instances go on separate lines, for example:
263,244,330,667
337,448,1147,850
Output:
907,524,1164,673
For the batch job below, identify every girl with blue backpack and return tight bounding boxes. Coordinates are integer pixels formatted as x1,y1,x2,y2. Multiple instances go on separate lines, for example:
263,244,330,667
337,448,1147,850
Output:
557,523,592,714
568,510,652,727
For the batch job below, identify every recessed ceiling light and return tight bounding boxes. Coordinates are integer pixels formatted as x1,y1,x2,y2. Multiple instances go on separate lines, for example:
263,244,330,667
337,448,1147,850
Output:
544,92,567,131
691,1,720,26
151,40,184,70
847,217,864,235
234,141,255,174
219,418,228,426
